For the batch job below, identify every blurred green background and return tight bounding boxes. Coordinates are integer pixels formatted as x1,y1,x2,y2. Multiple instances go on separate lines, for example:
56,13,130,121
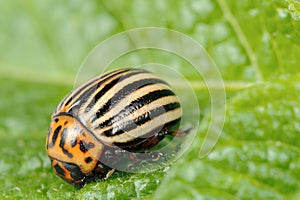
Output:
1,0,300,199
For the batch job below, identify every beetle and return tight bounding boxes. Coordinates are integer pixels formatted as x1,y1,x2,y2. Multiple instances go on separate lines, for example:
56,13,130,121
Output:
46,68,185,187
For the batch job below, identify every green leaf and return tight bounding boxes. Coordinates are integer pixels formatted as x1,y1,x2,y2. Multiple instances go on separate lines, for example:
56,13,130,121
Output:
155,75,300,200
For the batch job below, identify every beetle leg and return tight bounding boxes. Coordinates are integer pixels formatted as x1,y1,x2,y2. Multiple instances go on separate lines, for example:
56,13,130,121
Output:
128,151,170,171
163,127,192,137
100,146,170,171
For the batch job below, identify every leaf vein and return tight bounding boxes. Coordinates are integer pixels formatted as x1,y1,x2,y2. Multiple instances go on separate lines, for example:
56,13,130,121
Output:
217,0,264,82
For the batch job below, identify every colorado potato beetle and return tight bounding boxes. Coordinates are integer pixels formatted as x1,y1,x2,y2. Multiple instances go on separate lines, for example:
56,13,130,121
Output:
46,68,186,187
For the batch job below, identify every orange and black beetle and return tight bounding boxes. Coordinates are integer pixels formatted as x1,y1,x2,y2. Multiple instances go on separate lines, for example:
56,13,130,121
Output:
46,68,184,187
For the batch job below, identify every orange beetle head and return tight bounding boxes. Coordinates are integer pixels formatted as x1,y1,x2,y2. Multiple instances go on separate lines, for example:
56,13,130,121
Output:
46,114,111,187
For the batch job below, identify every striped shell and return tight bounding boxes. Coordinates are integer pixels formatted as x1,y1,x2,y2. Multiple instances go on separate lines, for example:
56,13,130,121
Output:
46,68,182,187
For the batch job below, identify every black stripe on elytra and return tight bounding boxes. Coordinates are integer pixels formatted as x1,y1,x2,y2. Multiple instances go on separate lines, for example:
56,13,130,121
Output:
96,89,176,130
60,128,73,158
79,141,95,153
102,102,180,137
84,70,145,114
113,118,181,150
49,125,62,148
62,69,133,115
64,69,129,107
70,70,129,113
91,78,168,123
61,162,85,181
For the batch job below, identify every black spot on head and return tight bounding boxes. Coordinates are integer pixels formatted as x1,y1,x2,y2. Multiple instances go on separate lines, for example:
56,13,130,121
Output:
60,128,73,158
55,118,59,123
54,163,65,177
49,125,62,148
64,121,68,125
61,162,85,181
85,157,93,163
79,141,95,153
